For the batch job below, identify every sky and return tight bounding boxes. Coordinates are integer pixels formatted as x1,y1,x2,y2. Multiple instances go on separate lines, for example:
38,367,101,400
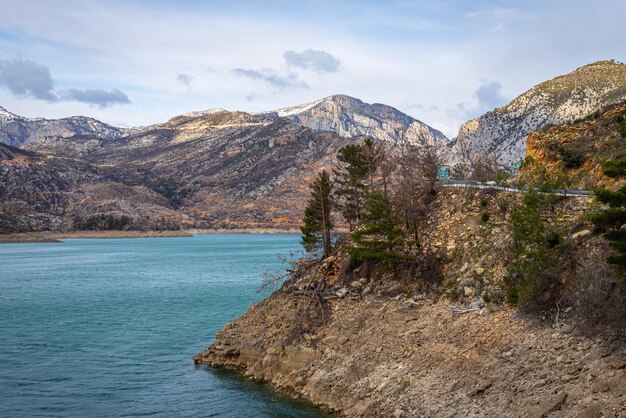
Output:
0,0,625,138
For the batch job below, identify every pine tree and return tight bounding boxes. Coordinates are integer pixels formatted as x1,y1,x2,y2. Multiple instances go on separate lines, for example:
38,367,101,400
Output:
300,170,333,259
349,191,405,263
333,138,380,229
590,159,626,270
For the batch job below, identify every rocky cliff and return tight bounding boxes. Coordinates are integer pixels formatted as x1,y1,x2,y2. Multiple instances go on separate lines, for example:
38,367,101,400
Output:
0,106,128,148
451,60,626,165
522,100,626,190
271,94,448,146
195,189,626,417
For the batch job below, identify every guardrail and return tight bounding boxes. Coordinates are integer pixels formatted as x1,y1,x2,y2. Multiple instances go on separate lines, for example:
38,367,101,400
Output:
431,180,593,196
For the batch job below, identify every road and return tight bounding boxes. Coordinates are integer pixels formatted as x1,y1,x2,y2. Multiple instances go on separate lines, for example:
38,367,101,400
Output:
433,180,593,196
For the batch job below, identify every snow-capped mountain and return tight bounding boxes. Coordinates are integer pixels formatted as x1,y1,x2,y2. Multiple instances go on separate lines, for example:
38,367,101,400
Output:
451,60,626,165
0,106,127,147
269,94,449,147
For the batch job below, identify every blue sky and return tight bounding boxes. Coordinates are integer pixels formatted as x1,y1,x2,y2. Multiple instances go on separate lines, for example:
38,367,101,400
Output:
0,0,625,137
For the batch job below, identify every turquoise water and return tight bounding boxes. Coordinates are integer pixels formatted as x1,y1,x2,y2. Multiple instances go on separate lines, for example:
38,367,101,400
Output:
0,234,329,417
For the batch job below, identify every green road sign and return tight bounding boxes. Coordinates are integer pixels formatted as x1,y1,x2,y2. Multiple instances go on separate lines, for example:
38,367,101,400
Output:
436,165,450,180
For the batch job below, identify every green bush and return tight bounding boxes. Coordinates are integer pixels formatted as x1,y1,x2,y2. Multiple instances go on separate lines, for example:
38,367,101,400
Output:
618,111,626,138
506,286,519,304
480,212,490,223
508,190,563,307
558,146,586,169
603,158,626,178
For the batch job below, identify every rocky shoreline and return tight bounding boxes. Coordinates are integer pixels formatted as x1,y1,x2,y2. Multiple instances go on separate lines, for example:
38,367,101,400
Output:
0,228,299,243
194,270,626,417
194,189,625,417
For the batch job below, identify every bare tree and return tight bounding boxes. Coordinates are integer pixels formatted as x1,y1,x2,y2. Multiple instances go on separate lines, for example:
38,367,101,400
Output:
469,150,502,182
415,137,443,187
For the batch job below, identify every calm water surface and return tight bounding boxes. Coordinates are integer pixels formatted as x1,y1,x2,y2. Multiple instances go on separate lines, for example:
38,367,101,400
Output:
0,234,330,417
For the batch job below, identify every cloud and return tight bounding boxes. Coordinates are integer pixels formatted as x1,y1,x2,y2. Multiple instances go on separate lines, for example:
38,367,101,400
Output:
0,58,57,101
464,8,519,19
59,88,131,108
0,57,130,108
283,49,341,73
176,73,193,87
454,80,508,119
245,93,261,102
475,81,507,109
231,68,308,89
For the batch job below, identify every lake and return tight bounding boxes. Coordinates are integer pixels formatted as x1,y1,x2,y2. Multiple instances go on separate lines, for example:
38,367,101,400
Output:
0,234,330,417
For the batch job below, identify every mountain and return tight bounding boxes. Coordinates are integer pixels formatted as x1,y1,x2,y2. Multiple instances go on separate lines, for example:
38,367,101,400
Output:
0,95,449,232
0,106,128,147
451,60,626,164
2,109,363,231
270,94,448,146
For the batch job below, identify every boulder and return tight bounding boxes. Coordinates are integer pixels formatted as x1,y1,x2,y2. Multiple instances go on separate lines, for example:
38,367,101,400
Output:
572,229,592,240
336,288,348,298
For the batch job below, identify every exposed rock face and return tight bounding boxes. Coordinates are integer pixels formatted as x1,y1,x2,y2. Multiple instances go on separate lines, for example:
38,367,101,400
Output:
196,294,625,417
0,106,128,147
195,190,626,417
271,94,448,146
522,100,626,190
452,60,626,164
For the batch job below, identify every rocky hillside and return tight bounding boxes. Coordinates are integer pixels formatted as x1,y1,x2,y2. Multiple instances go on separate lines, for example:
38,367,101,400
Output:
270,94,448,146
451,60,626,165
5,110,362,231
1,94,453,233
0,143,190,233
521,101,626,190
195,189,626,417
0,106,128,148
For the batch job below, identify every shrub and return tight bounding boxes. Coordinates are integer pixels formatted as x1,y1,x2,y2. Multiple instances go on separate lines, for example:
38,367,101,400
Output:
508,191,563,307
558,146,586,169
618,111,626,138
506,286,519,304
603,158,626,178
480,212,490,223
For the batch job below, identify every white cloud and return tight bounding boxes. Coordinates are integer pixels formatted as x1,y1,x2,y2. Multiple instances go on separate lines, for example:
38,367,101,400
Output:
283,49,341,73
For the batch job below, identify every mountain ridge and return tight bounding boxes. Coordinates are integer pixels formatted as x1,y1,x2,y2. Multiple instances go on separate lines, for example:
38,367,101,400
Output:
451,60,626,164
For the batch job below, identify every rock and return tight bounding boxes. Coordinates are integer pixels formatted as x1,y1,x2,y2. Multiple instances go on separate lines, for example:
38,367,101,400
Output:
336,288,348,298
463,287,475,297
558,324,576,334
575,403,604,418
530,392,567,418
572,229,592,239
592,381,610,393
468,379,492,396
223,346,240,357
469,297,485,309
384,282,404,296
350,280,363,290
458,278,473,288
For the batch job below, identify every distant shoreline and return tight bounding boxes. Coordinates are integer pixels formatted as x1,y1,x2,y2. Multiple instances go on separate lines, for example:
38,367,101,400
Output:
0,228,300,243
